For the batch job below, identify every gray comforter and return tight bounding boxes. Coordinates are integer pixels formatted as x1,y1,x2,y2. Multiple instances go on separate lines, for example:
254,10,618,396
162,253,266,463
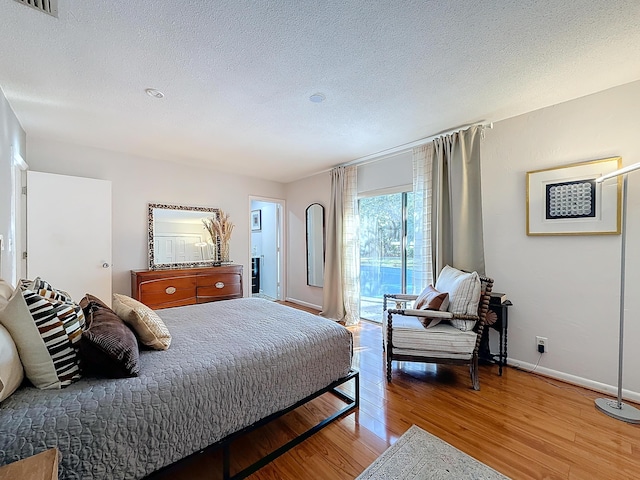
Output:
0,298,353,479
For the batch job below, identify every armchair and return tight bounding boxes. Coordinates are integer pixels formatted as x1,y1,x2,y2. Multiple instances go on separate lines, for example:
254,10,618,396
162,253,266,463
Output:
383,268,494,390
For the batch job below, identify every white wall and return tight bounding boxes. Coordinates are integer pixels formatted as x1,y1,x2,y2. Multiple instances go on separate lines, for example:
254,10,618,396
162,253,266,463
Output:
482,80,640,399
285,171,330,309
0,88,26,285
26,137,286,297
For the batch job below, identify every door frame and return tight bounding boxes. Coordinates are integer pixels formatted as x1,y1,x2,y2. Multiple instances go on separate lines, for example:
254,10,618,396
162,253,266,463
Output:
248,195,286,301
11,146,28,286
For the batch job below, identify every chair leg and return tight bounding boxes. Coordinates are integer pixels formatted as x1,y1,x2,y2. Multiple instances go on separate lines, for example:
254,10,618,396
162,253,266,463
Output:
470,356,480,391
386,350,392,382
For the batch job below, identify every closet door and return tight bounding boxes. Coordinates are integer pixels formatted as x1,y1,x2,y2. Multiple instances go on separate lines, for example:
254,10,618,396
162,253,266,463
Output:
26,171,112,303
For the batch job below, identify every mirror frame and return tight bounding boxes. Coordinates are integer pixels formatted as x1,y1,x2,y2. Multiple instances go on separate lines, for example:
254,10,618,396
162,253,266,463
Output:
148,203,220,270
305,203,325,287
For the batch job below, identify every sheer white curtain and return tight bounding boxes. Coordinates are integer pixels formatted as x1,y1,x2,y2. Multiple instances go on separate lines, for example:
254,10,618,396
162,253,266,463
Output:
321,166,360,325
412,143,435,293
431,126,485,275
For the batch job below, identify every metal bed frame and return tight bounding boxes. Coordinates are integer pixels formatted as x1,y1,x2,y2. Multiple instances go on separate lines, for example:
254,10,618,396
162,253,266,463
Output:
149,369,359,480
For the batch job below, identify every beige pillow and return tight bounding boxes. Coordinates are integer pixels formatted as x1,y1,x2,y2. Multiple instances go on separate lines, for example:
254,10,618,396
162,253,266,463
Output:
112,294,171,350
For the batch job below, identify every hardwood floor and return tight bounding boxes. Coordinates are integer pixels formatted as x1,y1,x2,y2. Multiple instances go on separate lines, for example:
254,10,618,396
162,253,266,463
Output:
152,305,640,480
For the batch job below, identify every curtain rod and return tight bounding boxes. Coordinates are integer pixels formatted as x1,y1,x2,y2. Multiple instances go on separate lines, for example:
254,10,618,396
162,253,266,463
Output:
339,121,493,169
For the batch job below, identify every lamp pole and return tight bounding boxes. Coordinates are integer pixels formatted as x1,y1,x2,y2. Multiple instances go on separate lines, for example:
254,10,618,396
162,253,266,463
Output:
594,162,640,423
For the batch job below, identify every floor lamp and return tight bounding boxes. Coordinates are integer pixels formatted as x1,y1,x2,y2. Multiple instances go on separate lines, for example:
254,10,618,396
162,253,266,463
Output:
594,161,640,423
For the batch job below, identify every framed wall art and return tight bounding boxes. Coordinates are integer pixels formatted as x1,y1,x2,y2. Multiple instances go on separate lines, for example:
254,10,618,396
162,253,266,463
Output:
526,157,622,236
251,209,262,231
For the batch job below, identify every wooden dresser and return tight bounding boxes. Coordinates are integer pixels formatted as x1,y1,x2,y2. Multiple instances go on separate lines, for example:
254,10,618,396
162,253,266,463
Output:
131,265,243,309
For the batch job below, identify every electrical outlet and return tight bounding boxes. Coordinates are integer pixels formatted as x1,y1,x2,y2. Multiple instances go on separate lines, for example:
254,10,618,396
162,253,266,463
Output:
536,336,548,353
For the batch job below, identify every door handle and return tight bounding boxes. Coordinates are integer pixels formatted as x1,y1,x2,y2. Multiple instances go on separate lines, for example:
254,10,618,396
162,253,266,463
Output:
102,263,110,268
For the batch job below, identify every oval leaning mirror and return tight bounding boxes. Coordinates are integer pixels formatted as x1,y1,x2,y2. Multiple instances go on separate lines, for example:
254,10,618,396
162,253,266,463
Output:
306,203,325,287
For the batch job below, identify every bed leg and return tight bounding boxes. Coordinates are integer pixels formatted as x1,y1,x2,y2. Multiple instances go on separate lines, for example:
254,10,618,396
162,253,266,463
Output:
223,444,231,480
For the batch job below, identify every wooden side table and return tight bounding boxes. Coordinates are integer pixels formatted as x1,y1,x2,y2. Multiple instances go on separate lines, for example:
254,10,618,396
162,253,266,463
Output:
0,448,58,480
480,299,512,375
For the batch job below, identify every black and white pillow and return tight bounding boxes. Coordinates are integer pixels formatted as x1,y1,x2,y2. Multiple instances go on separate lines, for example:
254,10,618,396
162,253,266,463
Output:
0,279,85,389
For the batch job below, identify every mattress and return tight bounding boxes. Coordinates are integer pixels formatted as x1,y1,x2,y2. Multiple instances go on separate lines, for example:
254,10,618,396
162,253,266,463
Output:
0,298,353,479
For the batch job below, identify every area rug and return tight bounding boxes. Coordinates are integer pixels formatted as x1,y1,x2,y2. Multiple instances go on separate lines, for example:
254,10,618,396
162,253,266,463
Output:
356,425,510,480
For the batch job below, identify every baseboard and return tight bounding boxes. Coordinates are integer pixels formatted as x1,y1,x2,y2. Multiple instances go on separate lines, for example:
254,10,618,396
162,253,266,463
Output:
284,297,322,311
508,357,640,404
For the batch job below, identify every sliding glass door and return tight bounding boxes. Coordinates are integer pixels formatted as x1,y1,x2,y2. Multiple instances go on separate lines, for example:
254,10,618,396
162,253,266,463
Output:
359,191,414,322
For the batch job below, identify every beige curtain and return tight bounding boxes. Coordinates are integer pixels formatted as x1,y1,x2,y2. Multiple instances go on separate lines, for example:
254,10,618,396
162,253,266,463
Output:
321,166,360,325
431,126,485,276
412,143,435,293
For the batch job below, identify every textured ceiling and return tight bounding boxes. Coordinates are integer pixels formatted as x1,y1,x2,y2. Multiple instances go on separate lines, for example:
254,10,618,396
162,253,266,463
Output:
1,1,639,183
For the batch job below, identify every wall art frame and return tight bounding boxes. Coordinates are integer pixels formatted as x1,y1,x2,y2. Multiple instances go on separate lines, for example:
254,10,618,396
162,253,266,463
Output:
251,209,262,231
526,157,622,236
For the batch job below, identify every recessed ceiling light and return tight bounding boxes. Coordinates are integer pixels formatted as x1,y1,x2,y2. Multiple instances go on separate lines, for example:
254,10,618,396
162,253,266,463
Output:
145,88,164,99
309,93,326,103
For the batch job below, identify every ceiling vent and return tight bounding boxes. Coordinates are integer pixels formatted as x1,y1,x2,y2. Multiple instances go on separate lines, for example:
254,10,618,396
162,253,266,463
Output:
14,0,58,17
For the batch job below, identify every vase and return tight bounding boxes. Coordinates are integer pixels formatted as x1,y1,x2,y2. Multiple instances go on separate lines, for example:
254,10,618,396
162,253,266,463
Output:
220,242,230,263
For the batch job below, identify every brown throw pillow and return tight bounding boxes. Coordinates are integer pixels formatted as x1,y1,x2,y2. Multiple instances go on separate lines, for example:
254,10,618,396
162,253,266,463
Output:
79,294,139,378
414,285,450,329
414,285,449,311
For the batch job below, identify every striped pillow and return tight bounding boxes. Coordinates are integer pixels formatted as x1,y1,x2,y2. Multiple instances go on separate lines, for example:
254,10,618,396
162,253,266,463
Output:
28,277,74,303
435,265,481,331
0,283,84,389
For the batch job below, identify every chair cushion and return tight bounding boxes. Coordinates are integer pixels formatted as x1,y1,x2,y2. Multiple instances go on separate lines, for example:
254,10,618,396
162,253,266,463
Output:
413,285,449,328
435,265,481,331
383,313,477,359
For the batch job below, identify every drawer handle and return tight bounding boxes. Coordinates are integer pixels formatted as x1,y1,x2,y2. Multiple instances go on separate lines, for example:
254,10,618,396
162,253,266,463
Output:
215,282,225,289
165,286,177,294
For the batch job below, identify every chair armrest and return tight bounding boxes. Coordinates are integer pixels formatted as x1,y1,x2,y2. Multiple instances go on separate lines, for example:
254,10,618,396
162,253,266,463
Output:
383,294,418,310
389,308,454,319
386,294,418,301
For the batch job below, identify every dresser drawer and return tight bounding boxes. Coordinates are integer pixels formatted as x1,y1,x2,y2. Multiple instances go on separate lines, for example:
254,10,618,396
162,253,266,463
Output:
138,276,197,309
132,265,243,309
196,273,242,301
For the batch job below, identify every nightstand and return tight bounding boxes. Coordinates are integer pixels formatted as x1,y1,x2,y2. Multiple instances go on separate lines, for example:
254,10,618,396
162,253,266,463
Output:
0,448,58,480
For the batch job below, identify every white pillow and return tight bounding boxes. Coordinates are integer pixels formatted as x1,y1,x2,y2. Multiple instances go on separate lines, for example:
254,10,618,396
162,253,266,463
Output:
0,324,24,402
0,280,24,402
0,279,13,308
435,265,481,331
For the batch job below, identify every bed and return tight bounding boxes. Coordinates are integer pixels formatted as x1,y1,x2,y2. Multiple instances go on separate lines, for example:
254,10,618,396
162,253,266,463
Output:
0,298,357,480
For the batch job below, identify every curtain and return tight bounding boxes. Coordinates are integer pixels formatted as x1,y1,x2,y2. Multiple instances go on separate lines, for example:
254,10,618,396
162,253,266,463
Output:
412,143,435,293
321,165,360,325
431,125,485,276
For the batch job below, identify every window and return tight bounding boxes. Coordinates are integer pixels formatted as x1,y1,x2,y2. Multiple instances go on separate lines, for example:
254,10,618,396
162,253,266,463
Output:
359,190,414,322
